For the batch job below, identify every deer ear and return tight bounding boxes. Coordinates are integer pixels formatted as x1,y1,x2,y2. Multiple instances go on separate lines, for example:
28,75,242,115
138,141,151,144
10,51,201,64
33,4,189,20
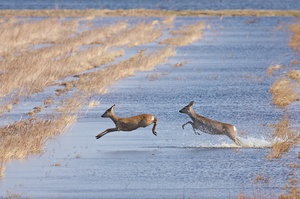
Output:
110,104,115,110
189,101,194,106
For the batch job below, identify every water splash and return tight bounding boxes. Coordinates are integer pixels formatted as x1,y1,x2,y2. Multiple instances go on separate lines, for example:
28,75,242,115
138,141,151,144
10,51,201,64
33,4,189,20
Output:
176,136,272,149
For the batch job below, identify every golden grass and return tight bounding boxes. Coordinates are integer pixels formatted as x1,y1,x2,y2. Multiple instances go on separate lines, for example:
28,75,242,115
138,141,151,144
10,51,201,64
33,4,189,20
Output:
105,22,162,47
74,47,175,94
160,22,205,46
0,15,185,177
267,64,284,76
0,18,79,58
287,70,300,81
0,93,84,177
269,78,299,108
1,9,300,17
88,100,100,108
0,18,165,99
0,115,76,162
289,22,300,51
267,115,300,159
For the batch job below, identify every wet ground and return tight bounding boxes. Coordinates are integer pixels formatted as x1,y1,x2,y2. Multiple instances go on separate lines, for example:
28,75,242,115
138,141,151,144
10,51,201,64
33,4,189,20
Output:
0,16,300,198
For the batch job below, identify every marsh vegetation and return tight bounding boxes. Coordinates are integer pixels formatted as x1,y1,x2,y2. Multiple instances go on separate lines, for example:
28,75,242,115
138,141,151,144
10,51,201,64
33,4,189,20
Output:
0,9,299,198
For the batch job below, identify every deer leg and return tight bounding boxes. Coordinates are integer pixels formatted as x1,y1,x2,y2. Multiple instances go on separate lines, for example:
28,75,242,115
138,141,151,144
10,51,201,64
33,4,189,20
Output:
227,134,242,146
234,137,242,146
182,121,200,134
152,121,157,136
95,127,118,139
182,121,194,129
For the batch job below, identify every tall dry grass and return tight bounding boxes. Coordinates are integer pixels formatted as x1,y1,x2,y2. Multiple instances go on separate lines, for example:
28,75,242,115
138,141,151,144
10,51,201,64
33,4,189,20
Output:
74,47,176,94
0,14,196,177
160,22,206,46
0,93,84,177
287,70,300,80
0,18,165,99
289,22,300,51
105,22,163,47
269,78,299,108
267,115,300,159
0,18,79,58
267,64,284,76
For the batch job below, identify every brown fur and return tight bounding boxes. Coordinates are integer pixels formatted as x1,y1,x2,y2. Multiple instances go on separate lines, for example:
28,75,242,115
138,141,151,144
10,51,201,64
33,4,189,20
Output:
96,104,157,139
179,101,242,146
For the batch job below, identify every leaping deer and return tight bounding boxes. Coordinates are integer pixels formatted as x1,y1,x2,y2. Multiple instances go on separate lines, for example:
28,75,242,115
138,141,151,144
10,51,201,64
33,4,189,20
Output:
95,104,158,139
179,101,242,146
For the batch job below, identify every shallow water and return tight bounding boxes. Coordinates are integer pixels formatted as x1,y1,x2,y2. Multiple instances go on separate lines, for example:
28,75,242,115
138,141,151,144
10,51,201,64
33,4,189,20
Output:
0,16,300,198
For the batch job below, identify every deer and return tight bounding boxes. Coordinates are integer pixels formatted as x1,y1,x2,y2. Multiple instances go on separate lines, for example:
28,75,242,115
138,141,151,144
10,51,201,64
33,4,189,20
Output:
95,104,158,139
179,101,242,146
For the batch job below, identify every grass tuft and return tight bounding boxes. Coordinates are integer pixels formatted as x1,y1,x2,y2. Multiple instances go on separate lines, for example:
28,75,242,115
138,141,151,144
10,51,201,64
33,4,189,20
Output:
269,78,299,108
267,115,299,159
287,70,300,80
160,22,205,46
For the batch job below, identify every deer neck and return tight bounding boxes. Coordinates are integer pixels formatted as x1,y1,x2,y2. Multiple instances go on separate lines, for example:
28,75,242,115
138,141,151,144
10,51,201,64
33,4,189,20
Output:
109,111,120,125
188,108,199,121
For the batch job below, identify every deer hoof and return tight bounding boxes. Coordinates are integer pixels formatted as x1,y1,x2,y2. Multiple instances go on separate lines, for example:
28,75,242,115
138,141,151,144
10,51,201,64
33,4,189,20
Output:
95,135,101,139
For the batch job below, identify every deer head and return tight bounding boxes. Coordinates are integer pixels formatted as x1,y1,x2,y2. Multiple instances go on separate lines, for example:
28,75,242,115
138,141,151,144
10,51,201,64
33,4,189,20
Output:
179,101,194,114
101,104,115,118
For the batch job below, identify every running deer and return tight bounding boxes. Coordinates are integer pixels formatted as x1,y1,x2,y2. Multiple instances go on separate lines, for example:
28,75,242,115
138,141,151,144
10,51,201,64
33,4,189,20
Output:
95,104,158,139
179,101,242,146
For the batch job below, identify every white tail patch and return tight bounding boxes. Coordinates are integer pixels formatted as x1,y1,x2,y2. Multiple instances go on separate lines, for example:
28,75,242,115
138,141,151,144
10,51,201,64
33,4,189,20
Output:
233,126,237,132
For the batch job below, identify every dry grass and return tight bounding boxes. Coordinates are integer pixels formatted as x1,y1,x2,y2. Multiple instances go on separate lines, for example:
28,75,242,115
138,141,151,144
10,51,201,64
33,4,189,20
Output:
74,47,175,94
105,22,163,47
289,22,300,51
287,70,300,81
0,18,79,58
0,115,76,162
267,64,284,76
267,115,300,159
269,78,299,108
88,100,100,108
160,22,205,46
0,93,84,176
0,15,189,177
0,18,164,99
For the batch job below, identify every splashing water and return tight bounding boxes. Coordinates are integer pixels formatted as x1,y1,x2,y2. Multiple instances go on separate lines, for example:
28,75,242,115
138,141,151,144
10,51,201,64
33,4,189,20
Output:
175,136,272,149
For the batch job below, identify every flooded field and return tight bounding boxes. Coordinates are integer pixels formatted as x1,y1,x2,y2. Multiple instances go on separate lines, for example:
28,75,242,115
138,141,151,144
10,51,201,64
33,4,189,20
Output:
0,14,299,199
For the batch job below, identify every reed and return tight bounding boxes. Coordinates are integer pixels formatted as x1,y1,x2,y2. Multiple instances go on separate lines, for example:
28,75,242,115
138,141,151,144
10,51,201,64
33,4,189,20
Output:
287,70,300,81
267,64,284,76
269,78,299,108
289,23,300,51
267,115,299,159
0,15,183,177
160,22,205,46
74,47,176,94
